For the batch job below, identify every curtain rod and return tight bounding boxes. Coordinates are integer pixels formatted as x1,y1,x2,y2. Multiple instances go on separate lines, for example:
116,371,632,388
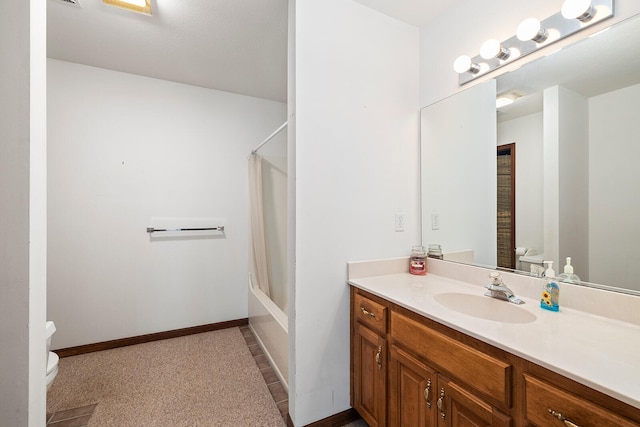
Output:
251,121,288,154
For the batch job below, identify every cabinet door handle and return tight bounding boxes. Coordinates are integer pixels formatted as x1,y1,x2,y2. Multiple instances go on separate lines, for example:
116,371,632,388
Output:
423,378,432,408
437,387,446,420
360,306,376,318
375,345,382,370
548,409,580,427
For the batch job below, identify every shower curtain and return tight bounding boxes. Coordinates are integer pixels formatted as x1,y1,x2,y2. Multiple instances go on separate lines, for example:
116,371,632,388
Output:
248,153,271,297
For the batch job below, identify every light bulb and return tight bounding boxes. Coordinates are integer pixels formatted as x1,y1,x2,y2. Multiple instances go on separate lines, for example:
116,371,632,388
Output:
561,0,595,22
480,39,511,60
517,18,549,43
453,55,480,74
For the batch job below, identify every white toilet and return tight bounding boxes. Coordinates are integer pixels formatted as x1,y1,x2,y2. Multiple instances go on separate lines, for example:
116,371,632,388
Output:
46,321,59,391
518,251,545,277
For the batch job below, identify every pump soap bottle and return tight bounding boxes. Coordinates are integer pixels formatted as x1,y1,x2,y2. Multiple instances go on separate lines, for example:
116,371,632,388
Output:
558,257,581,284
540,261,560,312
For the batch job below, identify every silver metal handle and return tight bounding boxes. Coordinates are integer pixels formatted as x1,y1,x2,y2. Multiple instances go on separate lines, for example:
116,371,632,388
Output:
375,345,382,370
360,306,376,318
548,409,580,427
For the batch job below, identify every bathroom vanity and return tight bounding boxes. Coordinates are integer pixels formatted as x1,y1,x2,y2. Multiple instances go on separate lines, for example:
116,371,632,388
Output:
348,258,640,427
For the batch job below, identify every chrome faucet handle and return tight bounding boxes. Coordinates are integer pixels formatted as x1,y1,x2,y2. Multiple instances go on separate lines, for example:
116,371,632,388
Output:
484,272,525,304
487,272,504,287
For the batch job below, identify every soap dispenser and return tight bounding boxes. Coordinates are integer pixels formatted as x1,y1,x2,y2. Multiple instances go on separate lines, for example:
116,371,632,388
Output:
540,261,559,312
558,257,581,284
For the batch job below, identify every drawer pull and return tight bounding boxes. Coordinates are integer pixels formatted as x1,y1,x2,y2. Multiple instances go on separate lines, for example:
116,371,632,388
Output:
548,409,580,427
437,387,446,420
424,378,432,408
375,345,382,370
360,306,376,318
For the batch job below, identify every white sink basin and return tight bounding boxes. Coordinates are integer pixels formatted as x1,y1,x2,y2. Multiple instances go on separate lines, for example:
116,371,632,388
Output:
434,292,537,324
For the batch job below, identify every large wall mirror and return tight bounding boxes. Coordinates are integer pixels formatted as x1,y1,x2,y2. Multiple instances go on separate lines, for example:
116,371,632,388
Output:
421,13,640,295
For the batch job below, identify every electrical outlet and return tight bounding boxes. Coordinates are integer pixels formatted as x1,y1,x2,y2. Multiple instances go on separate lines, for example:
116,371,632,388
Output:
395,212,405,232
431,213,440,230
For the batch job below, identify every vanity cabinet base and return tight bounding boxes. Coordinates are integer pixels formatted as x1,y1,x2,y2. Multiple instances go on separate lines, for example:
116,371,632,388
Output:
350,286,640,427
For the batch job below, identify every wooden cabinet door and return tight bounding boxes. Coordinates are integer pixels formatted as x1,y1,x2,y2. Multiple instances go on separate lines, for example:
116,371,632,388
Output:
524,374,640,427
436,376,511,427
388,345,437,427
353,323,387,427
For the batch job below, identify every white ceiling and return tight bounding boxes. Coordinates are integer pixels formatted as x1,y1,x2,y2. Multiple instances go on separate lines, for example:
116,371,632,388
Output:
47,0,289,102
47,0,449,103
352,0,456,27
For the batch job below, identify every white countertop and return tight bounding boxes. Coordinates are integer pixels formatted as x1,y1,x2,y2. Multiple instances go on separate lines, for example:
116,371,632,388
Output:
348,271,640,409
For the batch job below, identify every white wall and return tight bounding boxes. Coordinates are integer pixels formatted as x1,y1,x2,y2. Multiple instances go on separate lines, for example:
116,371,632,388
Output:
47,59,286,349
292,0,419,424
543,86,590,275
419,0,640,108
0,0,47,424
498,113,544,259
557,87,589,278
422,81,497,267
589,83,640,291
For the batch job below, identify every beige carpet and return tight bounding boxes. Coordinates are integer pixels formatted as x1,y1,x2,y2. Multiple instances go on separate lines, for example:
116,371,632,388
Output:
47,327,285,426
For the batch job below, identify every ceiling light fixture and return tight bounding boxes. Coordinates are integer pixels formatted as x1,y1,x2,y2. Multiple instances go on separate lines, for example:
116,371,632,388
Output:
496,97,514,108
496,90,526,109
480,39,511,60
452,0,613,84
561,0,596,22
453,55,481,75
103,0,152,15
517,18,549,43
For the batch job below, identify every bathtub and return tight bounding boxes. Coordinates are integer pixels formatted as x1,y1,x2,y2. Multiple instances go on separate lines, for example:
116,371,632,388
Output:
248,275,288,390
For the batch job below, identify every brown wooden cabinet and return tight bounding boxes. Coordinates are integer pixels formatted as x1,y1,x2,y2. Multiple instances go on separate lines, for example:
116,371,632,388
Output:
524,374,639,427
388,344,510,427
436,375,510,427
352,292,388,427
388,345,436,427
350,286,640,427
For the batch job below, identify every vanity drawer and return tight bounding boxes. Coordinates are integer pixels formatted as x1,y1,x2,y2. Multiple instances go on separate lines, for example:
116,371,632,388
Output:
524,374,639,427
391,311,512,408
354,292,387,335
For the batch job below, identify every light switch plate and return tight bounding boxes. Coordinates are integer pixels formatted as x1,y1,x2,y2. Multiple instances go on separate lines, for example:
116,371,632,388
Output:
395,212,405,232
432,213,440,230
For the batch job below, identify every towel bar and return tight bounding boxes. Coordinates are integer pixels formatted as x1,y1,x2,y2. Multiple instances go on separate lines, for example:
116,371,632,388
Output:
146,226,224,233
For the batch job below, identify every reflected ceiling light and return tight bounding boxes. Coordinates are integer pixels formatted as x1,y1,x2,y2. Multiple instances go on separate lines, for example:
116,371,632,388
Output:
453,55,481,74
103,0,152,15
480,39,511,60
496,90,526,109
496,97,515,108
517,18,549,43
561,0,595,22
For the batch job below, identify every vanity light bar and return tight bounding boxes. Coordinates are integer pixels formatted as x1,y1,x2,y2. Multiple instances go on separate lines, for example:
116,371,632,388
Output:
455,0,613,85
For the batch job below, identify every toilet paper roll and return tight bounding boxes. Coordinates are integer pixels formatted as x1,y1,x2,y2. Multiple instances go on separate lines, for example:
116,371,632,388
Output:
515,247,528,256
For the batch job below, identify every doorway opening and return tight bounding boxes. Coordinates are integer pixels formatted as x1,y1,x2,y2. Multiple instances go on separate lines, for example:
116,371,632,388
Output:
497,143,516,269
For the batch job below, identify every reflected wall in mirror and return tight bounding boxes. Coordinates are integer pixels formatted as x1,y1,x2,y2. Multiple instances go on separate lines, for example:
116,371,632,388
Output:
421,13,640,295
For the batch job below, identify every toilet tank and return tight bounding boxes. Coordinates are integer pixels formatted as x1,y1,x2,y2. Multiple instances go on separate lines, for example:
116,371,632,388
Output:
519,254,545,276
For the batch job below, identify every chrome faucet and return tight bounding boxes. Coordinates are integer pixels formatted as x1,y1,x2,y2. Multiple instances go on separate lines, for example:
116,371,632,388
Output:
484,272,524,305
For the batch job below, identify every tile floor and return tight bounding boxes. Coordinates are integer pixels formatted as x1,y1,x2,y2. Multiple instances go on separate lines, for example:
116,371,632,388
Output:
239,325,290,422
46,326,290,426
46,403,96,426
